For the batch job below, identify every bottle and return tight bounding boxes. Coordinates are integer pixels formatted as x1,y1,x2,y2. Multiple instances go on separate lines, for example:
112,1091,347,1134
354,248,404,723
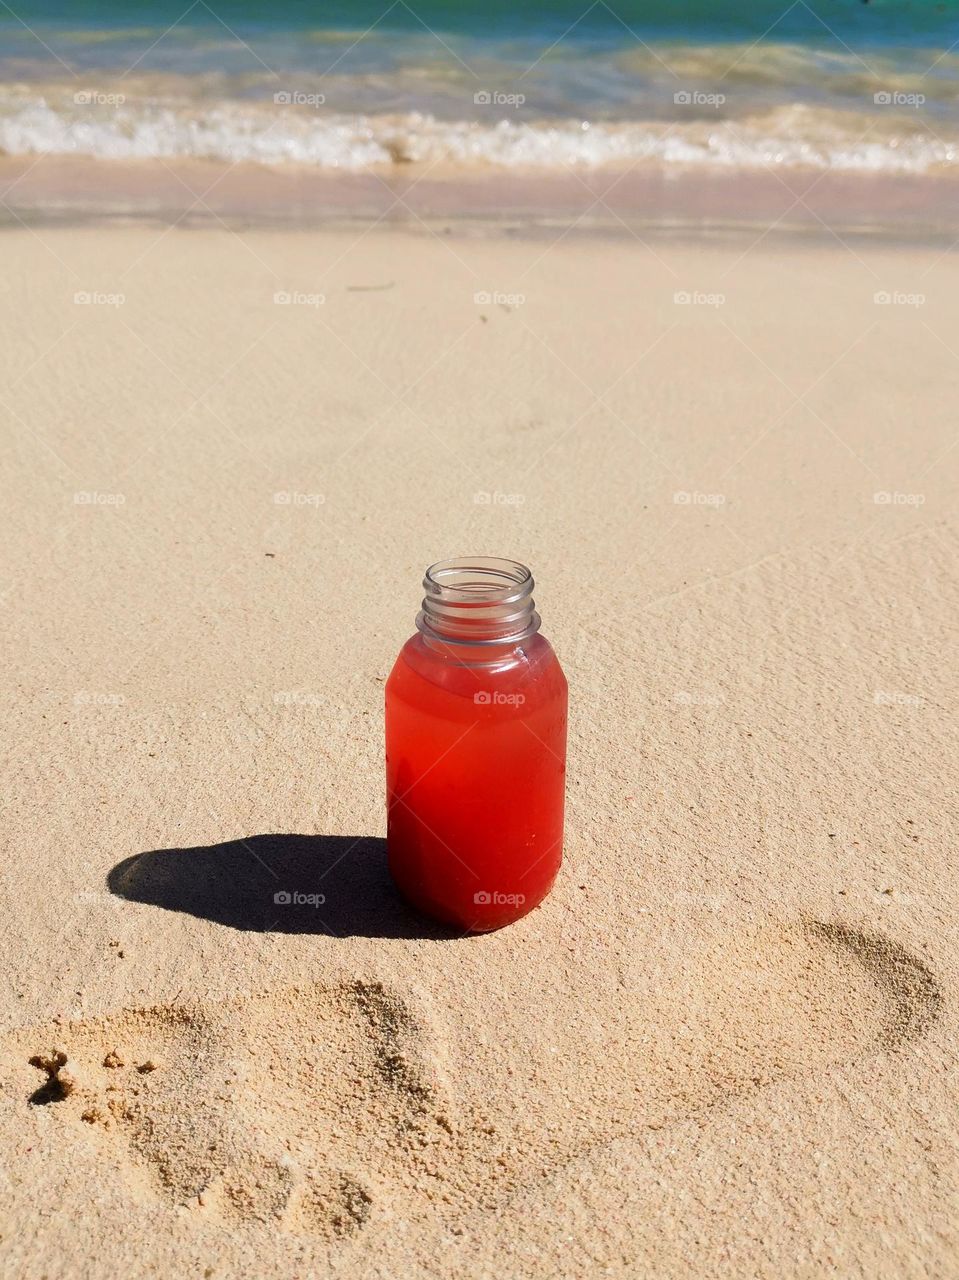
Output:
385,557,568,932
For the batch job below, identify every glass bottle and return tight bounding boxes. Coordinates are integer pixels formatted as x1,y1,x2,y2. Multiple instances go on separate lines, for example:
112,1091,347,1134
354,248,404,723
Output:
385,557,568,931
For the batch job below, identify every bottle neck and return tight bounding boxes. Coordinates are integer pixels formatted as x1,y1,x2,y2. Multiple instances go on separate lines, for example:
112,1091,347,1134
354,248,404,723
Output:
416,557,541,656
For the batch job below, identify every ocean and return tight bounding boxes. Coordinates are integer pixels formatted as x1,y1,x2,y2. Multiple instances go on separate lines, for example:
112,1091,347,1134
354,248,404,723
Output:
0,1,956,232
0,1,956,173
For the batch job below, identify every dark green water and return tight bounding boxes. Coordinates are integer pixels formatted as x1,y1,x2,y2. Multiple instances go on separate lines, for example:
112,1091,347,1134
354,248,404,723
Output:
5,0,958,42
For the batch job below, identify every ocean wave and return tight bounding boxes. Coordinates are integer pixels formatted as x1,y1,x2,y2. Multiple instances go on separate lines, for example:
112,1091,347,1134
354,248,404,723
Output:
614,41,959,100
0,97,956,175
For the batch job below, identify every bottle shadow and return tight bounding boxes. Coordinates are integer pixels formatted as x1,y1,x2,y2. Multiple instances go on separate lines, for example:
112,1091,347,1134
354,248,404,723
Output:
107,833,460,940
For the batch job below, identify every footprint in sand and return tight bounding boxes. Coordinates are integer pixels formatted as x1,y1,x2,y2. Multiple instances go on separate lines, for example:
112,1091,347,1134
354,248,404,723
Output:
6,920,941,1240
11,981,453,1242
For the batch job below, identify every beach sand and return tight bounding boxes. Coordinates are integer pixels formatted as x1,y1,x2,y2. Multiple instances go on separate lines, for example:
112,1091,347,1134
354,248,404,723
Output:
1,225,957,1278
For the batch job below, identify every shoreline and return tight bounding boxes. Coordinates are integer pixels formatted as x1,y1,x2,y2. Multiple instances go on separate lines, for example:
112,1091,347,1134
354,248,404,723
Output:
3,155,959,243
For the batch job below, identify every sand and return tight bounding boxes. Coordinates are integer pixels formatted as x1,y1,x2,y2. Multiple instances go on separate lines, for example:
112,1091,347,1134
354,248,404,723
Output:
0,224,957,1278
5,156,959,239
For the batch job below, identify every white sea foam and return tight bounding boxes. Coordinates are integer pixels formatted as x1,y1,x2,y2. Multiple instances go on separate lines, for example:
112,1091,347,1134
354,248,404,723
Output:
0,97,956,175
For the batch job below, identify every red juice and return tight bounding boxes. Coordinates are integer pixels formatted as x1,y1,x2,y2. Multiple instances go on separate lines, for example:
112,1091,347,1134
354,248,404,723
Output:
385,559,568,932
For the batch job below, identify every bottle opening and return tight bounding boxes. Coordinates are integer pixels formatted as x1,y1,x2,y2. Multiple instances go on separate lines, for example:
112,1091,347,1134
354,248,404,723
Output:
418,556,540,646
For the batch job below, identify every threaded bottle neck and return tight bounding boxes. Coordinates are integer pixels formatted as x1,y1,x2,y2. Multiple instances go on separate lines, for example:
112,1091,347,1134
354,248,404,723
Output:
416,557,540,647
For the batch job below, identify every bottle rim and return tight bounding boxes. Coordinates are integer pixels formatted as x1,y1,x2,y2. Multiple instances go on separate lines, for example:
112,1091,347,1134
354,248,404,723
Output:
424,556,532,603
418,556,540,647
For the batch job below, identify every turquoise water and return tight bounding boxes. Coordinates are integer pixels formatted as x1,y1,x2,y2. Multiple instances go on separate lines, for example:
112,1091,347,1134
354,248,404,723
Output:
0,1,956,175
5,0,958,42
